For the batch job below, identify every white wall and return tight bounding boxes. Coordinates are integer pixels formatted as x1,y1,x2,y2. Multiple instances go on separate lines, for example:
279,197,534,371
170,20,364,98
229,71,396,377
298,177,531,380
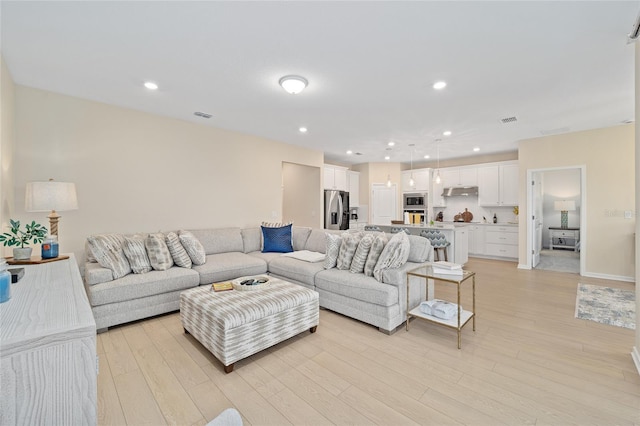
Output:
282,162,322,228
541,168,581,248
13,86,324,262
0,56,15,256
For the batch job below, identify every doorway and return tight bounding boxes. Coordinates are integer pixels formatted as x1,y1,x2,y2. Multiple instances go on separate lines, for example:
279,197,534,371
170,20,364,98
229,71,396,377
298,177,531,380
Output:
371,183,398,226
527,166,585,275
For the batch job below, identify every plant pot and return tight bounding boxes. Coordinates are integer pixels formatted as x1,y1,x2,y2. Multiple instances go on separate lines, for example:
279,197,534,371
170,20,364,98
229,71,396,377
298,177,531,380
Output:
13,247,32,260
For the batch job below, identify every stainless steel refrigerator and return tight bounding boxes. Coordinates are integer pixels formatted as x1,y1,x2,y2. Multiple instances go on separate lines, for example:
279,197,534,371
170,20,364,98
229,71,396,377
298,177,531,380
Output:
324,190,350,230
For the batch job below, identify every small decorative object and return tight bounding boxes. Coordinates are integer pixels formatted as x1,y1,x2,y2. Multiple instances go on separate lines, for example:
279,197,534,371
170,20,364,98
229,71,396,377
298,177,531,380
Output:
0,259,10,303
493,213,497,224
41,235,59,259
232,276,270,291
211,282,233,292
554,200,575,229
0,219,48,260
9,268,24,283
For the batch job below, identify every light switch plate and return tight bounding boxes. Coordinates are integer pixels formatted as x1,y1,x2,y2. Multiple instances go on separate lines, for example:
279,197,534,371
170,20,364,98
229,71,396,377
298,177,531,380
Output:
624,210,632,219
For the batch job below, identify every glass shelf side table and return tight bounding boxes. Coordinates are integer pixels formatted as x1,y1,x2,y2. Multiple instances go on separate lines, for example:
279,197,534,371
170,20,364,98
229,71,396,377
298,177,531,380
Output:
406,265,476,349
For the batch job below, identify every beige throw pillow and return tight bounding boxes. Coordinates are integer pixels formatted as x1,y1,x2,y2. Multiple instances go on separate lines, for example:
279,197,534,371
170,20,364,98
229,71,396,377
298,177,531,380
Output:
87,234,132,280
323,233,342,269
336,232,362,270
145,233,174,271
373,231,410,282
165,232,192,268
123,235,153,274
350,233,375,274
179,230,207,265
364,234,387,277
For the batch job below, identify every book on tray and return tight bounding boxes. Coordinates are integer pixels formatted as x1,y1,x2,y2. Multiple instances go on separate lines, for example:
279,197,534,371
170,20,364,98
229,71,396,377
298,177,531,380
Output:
212,282,233,292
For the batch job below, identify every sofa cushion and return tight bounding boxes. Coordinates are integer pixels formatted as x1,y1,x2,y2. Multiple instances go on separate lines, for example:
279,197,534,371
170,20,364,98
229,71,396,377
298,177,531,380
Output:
85,262,115,286
304,229,328,254
192,252,267,284
146,233,174,271
268,256,325,287
292,227,312,251
364,234,387,277
241,227,261,253
336,232,361,270
315,268,398,307
87,234,132,280
165,232,192,268
189,228,243,255
350,233,374,274
247,251,283,264
86,267,199,307
373,231,410,282
323,233,342,269
179,230,207,265
262,224,293,253
408,235,432,263
123,235,153,274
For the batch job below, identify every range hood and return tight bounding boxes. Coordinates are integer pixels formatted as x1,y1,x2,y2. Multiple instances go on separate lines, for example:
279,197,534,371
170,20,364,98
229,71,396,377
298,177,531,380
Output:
442,186,479,197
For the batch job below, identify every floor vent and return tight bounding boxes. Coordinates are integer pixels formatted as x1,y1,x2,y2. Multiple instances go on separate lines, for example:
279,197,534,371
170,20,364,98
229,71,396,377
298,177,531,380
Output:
500,116,518,124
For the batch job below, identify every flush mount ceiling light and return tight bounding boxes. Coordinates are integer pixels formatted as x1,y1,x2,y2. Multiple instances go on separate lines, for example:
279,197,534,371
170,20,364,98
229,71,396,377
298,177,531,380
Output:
433,81,447,90
443,130,452,136
279,75,308,94
299,127,308,133
144,81,158,90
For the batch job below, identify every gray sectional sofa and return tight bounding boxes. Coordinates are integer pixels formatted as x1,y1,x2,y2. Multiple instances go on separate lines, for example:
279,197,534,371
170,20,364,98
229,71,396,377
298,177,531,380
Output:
83,226,434,333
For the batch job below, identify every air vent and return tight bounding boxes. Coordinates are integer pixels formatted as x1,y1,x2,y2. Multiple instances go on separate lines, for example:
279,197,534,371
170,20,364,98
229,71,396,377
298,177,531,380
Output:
500,116,518,124
194,111,212,119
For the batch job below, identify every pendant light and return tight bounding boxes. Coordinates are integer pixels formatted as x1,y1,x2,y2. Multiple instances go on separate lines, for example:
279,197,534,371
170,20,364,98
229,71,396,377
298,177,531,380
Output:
385,155,392,187
409,147,415,187
435,139,442,184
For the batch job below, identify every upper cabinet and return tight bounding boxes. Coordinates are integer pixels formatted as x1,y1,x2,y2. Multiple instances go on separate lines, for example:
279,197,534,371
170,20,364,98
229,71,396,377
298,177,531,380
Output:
478,162,519,206
441,167,477,187
402,168,430,192
324,165,348,191
348,170,360,207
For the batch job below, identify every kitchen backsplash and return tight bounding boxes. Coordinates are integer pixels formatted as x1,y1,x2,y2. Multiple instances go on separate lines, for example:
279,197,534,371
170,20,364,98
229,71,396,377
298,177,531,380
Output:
433,195,518,224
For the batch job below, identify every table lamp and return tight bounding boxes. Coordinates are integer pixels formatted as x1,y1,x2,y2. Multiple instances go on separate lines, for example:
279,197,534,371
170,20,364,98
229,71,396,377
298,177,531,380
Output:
25,179,78,236
554,200,575,230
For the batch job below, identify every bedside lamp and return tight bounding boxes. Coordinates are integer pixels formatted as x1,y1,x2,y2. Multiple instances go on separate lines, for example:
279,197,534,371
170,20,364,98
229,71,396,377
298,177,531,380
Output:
554,200,575,230
25,179,78,237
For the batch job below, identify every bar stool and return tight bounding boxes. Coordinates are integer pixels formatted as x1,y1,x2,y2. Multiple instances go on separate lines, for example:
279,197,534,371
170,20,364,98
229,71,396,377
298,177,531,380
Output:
420,230,450,261
364,225,382,232
390,227,410,234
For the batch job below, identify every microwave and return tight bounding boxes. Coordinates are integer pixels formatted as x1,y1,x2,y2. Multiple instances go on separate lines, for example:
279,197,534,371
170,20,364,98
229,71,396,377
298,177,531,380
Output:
404,193,427,209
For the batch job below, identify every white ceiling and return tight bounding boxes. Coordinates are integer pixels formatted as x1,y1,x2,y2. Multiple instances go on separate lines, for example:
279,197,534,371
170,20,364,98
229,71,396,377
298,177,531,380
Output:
2,1,637,165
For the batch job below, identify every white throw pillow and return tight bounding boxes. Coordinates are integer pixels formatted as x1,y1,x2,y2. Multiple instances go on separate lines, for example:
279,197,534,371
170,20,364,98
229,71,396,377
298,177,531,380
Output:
323,233,342,269
165,232,192,268
364,234,387,277
87,234,132,280
350,233,375,274
179,230,207,265
373,231,410,282
123,235,153,274
336,232,362,270
145,233,174,271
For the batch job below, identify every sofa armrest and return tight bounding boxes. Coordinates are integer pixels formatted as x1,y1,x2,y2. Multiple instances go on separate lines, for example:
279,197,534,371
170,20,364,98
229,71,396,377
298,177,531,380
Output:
85,262,113,285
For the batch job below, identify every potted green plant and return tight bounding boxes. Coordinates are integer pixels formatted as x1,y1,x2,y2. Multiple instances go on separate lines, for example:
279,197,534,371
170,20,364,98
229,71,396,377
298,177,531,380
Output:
0,219,48,260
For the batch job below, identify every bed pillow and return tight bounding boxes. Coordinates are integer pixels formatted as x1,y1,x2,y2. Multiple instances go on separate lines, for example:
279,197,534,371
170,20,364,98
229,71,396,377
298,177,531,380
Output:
364,233,387,277
179,230,207,265
323,233,342,269
350,233,375,274
261,223,294,253
165,232,192,268
336,232,362,270
87,234,132,280
145,233,174,271
373,231,410,282
122,235,153,274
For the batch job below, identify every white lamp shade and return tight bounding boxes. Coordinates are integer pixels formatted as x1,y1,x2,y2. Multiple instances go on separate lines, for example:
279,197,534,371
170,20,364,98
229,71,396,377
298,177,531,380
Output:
279,75,308,94
554,200,576,211
25,181,78,212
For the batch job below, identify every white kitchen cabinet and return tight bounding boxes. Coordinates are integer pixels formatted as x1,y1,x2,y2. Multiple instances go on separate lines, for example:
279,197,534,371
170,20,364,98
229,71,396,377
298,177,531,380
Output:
454,227,469,265
431,170,446,208
468,225,485,255
478,162,519,207
324,165,348,191
402,168,430,192
484,225,518,259
348,170,360,207
441,167,477,187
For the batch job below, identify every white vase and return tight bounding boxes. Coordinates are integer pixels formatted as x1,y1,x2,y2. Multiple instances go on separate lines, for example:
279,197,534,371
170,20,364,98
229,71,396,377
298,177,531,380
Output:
13,247,32,260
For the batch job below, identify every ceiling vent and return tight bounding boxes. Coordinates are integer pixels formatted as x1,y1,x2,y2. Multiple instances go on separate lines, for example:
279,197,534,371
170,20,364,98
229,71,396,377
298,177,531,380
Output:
500,116,518,124
194,111,212,119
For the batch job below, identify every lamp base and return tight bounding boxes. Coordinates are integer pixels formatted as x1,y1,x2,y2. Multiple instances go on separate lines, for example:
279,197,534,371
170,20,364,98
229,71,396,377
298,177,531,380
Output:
48,210,61,236
560,211,568,229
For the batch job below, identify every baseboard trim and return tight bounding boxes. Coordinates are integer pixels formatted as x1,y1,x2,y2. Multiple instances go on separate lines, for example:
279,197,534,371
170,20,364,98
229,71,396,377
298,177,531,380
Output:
581,271,636,283
632,347,640,376
517,263,531,270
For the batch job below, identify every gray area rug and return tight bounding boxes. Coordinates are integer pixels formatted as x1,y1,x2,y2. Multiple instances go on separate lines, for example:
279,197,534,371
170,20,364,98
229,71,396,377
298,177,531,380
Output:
575,283,636,330
536,249,580,273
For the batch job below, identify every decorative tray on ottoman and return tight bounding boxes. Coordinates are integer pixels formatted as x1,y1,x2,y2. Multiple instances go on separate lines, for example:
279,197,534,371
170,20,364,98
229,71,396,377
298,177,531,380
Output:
232,275,271,291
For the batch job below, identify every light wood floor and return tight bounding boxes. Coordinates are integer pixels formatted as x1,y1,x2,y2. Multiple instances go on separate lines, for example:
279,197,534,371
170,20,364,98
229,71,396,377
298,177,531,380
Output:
97,258,639,425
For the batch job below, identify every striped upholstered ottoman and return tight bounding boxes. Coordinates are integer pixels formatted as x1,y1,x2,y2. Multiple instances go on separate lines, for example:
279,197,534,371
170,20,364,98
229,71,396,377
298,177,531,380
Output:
180,277,319,373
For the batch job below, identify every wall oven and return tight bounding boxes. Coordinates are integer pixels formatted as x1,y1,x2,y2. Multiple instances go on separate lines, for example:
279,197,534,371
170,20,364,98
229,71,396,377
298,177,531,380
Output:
403,193,427,209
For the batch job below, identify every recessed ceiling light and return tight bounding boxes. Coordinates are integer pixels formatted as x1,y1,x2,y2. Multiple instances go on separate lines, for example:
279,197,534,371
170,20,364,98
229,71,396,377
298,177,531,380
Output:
424,155,430,159
433,81,447,90
388,141,395,146
144,81,158,90
443,131,452,136
346,150,353,155
384,155,390,160
299,127,308,133
473,147,480,152
279,75,308,94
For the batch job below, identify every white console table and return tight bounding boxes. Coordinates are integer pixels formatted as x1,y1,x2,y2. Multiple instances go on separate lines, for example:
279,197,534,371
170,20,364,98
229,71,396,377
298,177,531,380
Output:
0,254,97,425
549,227,580,252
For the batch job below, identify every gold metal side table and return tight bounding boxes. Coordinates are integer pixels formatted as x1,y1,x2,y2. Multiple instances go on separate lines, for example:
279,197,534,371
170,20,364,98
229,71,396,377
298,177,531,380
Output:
406,265,476,349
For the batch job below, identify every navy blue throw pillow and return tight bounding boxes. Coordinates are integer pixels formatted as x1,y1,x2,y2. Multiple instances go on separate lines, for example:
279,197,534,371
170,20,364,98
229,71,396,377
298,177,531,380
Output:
261,224,293,253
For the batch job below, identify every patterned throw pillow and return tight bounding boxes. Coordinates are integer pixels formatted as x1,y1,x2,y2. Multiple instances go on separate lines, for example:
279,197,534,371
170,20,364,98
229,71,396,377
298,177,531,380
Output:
323,233,342,269
336,232,362,270
165,232,192,268
261,224,294,253
122,235,153,274
87,234,132,280
350,233,375,274
364,234,387,277
145,233,174,271
179,230,207,265
373,231,410,282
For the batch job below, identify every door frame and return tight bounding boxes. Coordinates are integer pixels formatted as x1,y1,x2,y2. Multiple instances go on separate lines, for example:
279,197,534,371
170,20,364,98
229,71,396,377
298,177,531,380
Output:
525,165,586,275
